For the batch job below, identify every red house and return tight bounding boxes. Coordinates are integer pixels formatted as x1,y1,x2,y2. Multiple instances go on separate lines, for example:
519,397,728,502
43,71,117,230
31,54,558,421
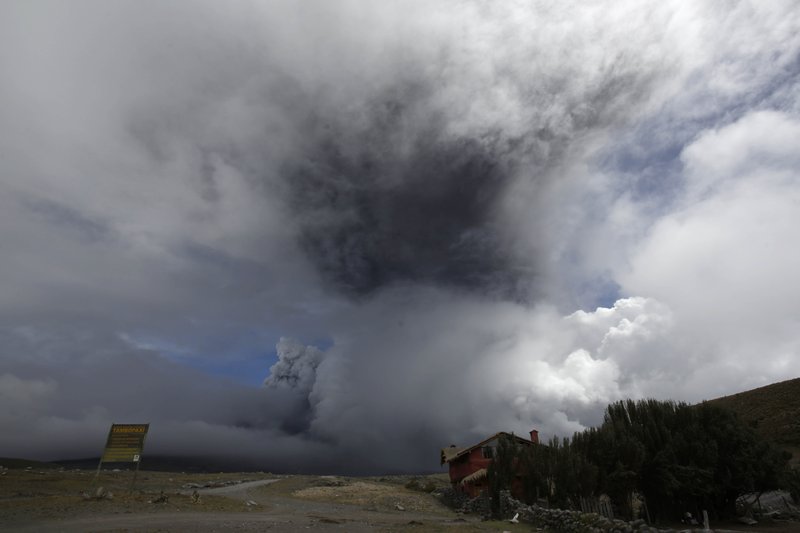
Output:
440,429,540,498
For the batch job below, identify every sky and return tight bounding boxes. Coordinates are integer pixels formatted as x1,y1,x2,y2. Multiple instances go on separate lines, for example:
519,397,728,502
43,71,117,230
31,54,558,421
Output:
1,0,799,474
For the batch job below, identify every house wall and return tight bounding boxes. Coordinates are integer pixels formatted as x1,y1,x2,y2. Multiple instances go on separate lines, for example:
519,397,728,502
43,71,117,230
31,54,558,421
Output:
462,471,527,499
448,448,493,483
465,479,487,498
450,456,531,499
447,433,539,499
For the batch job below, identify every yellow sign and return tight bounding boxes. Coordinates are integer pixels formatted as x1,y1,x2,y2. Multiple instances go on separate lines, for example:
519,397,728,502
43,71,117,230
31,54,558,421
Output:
101,423,149,463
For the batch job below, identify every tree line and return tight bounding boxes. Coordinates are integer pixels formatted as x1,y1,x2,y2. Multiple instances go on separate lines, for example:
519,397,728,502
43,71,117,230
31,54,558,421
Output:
487,399,798,522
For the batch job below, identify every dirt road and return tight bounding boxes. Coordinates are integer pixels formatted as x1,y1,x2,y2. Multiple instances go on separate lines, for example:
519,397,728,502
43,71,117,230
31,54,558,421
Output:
180,478,280,496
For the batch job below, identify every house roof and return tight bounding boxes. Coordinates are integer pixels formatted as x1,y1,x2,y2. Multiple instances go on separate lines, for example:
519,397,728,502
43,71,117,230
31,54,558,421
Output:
461,468,487,485
440,445,466,464
440,431,536,465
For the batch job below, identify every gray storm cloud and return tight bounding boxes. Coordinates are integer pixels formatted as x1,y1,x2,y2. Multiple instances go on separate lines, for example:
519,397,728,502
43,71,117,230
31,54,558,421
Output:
1,0,799,473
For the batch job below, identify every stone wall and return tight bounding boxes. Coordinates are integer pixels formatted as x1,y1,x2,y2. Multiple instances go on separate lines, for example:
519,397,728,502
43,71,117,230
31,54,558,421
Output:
441,488,797,532
502,493,719,533
437,486,490,516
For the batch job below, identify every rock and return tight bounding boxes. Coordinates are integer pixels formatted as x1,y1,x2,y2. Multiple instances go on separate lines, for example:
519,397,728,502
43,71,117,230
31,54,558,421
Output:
81,486,113,501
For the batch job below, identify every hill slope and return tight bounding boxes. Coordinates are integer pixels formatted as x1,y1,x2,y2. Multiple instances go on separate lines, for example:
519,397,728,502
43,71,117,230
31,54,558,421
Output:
0,457,58,469
708,377,800,464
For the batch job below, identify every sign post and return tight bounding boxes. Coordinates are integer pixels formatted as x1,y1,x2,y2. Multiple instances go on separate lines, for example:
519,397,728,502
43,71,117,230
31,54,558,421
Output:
94,423,150,491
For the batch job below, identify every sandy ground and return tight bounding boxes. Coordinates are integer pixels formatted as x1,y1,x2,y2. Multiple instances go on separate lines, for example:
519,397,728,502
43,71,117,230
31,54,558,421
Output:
0,468,531,532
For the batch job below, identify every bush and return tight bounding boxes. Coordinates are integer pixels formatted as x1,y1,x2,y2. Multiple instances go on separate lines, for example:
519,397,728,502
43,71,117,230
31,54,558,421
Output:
785,467,800,503
404,478,421,491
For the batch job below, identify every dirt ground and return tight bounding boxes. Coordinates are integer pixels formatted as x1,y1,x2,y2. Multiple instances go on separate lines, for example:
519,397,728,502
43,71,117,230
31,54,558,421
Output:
2,467,798,532
0,467,532,532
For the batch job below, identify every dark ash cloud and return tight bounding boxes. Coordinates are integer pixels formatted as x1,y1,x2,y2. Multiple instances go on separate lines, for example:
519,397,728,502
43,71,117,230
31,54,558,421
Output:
288,101,524,298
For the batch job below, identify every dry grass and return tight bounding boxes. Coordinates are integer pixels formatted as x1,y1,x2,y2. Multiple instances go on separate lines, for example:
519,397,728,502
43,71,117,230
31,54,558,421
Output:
294,480,450,514
0,468,536,532
0,468,271,523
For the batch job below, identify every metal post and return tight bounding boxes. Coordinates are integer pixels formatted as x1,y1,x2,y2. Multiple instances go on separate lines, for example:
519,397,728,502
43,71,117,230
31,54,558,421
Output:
129,457,141,492
129,428,148,493
92,458,103,486
91,425,113,487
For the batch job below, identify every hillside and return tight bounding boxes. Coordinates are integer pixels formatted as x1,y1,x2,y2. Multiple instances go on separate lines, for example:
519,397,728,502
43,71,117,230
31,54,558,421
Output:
708,377,800,464
0,458,58,469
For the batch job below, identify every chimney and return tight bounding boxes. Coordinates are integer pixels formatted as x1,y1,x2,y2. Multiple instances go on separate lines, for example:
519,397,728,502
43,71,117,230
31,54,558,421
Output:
529,429,539,444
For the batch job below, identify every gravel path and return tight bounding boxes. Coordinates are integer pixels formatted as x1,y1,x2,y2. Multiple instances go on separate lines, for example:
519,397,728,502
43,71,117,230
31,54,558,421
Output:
180,478,280,496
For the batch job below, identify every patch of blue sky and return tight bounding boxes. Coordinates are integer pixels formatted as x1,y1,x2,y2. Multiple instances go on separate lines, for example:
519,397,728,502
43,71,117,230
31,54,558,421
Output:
137,337,276,387
119,329,269,385
598,138,685,202
182,335,334,386
119,329,333,387
580,277,622,311
596,54,800,208
560,258,622,313
179,354,276,387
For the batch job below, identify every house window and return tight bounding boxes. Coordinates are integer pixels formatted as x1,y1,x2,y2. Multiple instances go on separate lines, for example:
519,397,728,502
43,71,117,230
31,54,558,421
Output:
482,446,494,459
